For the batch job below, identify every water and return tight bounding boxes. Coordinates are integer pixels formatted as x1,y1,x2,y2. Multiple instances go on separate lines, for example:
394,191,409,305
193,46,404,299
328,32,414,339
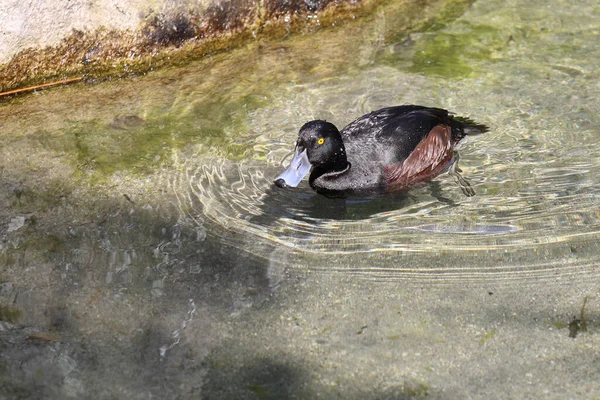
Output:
170,0,600,282
1,0,600,398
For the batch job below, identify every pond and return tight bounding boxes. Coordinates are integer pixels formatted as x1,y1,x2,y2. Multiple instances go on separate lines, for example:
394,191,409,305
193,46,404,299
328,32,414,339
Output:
1,0,599,398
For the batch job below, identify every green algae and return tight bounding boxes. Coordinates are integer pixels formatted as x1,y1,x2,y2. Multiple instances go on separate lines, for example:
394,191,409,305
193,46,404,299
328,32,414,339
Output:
402,379,430,398
68,119,183,180
0,305,22,323
63,104,255,182
379,17,507,79
409,22,506,77
479,328,496,345
552,320,568,330
248,382,270,398
381,0,475,45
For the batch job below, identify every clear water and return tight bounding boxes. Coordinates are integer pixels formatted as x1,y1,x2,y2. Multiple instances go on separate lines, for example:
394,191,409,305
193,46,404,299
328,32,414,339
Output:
170,0,600,282
1,0,600,398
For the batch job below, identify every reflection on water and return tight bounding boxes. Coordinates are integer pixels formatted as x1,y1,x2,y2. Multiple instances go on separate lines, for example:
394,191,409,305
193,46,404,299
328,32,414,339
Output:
2,0,600,398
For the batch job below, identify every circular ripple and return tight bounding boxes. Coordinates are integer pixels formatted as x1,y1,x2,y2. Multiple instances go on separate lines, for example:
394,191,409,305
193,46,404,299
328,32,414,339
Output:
165,43,600,282
165,136,600,283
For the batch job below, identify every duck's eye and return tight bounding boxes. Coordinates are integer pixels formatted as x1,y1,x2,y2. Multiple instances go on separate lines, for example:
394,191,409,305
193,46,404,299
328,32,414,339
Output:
317,137,325,145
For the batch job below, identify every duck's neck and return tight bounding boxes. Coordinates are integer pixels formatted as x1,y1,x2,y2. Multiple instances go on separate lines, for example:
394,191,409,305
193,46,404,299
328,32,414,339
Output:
309,146,349,183
309,162,351,196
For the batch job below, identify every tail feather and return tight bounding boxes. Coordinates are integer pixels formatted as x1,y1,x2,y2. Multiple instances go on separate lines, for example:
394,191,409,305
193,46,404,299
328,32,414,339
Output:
453,116,489,135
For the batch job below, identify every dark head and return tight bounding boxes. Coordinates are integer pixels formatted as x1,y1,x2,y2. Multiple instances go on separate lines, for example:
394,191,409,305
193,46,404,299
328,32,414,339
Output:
274,120,348,188
297,120,347,170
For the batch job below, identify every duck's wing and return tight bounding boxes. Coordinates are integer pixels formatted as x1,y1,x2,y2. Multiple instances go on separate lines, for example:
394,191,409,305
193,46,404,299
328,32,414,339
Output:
383,124,454,190
338,106,486,192
342,106,453,159
344,106,457,188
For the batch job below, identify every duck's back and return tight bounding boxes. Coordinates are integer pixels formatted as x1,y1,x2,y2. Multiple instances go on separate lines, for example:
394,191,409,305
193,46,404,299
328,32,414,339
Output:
340,106,458,169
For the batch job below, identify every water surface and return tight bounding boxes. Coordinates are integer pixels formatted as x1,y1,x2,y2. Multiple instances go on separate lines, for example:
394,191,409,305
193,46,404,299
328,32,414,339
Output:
1,0,600,398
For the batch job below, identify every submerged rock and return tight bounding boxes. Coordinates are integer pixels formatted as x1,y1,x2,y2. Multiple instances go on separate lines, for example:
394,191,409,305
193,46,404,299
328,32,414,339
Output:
109,115,146,130
7,216,25,232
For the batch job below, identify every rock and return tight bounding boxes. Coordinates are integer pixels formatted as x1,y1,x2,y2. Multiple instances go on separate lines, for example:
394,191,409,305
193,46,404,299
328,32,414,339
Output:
7,216,25,232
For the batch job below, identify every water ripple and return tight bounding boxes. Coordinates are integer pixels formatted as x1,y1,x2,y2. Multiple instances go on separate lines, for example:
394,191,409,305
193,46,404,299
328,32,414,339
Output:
167,137,600,282
165,19,600,281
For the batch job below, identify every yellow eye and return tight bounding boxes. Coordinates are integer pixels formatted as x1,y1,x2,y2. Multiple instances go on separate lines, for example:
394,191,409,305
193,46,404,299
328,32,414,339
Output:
317,137,325,145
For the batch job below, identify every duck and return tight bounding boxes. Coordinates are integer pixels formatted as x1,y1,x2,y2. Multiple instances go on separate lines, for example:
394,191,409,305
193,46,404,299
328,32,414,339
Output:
274,105,488,198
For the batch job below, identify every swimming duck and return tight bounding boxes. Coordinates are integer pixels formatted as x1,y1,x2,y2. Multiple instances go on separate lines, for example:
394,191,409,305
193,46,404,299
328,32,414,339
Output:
274,105,488,197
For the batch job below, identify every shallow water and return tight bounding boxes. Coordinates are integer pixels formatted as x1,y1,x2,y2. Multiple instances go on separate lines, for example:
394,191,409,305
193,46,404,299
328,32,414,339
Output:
170,0,600,282
1,0,600,398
